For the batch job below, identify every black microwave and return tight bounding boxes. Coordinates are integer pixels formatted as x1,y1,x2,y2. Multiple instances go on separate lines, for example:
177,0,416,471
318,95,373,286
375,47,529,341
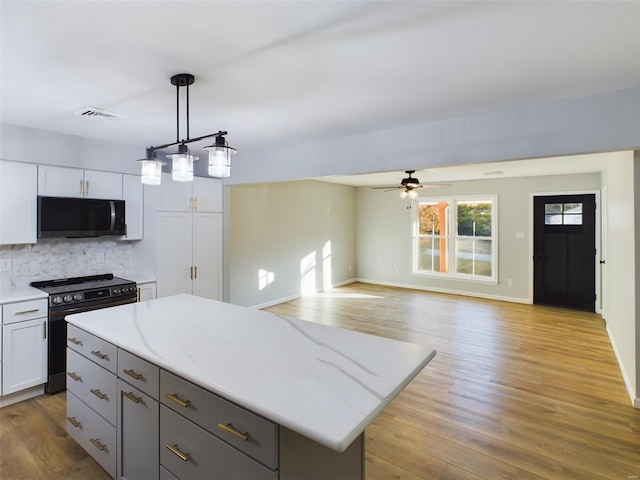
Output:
37,196,126,238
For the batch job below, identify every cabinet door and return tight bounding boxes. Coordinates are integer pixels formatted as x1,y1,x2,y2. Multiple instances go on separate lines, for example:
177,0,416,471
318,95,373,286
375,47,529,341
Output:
159,173,192,212
137,282,157,302
156,212,193,298
192,177,222,212
118,379,159,480
84,170,123,199
192,213,222,301
38,165,84,198
122,174,144,240
0,161,37,245
2,318,47,395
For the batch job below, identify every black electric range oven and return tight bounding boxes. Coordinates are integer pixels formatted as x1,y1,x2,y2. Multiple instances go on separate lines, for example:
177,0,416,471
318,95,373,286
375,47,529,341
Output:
30,273,137,394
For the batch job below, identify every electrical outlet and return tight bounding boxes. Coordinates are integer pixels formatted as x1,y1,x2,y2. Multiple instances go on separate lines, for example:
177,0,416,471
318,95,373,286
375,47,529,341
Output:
0,258,11,272
507,279,514,287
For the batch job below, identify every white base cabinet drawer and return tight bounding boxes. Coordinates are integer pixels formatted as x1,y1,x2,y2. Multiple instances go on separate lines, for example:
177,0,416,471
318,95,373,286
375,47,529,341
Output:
67,391,117,479
160,405,277,480
67,348,117,425
2,299,47,324
67,324,117,374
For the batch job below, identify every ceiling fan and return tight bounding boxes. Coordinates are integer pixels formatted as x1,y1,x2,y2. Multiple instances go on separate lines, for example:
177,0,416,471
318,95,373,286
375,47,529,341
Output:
371,170,450,198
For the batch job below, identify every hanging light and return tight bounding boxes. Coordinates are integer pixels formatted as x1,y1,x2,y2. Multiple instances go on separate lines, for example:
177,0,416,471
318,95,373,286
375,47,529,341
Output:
204,133,236,178
137,73,236,185
137,149,165,186
167,143,198,182
400,188,418,199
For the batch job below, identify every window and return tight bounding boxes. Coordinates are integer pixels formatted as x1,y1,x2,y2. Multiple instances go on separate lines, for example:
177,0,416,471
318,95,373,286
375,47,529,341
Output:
544,202,582,225
413,196,497,281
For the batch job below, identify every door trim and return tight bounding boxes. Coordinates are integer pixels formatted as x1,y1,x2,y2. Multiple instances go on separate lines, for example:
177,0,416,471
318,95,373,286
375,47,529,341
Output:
528,189,601,312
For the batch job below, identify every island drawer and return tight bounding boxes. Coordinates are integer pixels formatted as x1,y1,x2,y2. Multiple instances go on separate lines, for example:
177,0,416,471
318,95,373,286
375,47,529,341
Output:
160,370,278,469
67,391,117,479
67,324,117,374
67,348,117,426
118,348,159,400
2,298,47,324
160,405,277,480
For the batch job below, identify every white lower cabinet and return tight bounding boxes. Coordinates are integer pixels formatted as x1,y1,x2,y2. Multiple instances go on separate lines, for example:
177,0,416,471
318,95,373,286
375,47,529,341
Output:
1,299,48,395
137,281,157,302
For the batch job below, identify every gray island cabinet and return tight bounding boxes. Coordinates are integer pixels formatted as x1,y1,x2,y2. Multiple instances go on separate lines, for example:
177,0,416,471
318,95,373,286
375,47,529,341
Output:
65,294,436,479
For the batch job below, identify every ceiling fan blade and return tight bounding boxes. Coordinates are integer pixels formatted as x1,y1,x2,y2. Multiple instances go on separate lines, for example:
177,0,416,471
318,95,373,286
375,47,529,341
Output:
371,185,402,190
421,183,453,188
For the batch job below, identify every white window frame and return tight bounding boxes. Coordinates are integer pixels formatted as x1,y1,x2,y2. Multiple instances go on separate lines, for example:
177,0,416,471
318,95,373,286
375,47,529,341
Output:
412,194,498,284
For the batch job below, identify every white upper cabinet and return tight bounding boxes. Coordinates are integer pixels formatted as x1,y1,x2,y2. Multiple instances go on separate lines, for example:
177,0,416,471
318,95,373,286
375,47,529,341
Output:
158,174,222,212
0,160,37,245
122,174,143,241
38,165,122,199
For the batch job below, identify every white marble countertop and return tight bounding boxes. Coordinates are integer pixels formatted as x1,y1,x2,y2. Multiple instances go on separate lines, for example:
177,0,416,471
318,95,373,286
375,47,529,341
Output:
66,294,436,452
0,286,48,305
122,273,156,284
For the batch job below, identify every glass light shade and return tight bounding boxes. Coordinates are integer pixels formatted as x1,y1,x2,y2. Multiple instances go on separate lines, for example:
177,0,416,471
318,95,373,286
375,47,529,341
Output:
204,137,236,178
400,190,408,199
137,158,164,185
167,152,198,182
408,189,418,199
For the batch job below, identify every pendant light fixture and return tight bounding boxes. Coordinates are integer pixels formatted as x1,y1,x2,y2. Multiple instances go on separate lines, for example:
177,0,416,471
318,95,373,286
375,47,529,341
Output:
137,73,236,185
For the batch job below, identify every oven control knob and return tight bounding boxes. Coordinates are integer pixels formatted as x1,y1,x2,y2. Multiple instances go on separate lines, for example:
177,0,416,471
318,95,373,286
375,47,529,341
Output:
73,293,82,301
63,295,72,303
113,288,121,295
127,286,135,293
52,296,63,305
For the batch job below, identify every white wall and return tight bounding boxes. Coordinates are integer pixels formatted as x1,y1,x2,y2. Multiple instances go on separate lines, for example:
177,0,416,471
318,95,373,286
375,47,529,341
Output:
601,151,637,405
355,172,601,302
0,123,141,174
228,86,640,186
229,180,356,308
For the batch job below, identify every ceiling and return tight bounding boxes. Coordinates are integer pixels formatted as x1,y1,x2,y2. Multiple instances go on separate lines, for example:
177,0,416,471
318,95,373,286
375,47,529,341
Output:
2,1,640,185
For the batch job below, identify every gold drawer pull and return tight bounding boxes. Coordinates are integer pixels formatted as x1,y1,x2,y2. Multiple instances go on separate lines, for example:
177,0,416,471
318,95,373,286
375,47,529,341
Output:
66,416,81,428
217,423,249,442
165,393,190,408
123,391,141,404
165,443,190,462
123,368,143,380
90,438,106,451
15,308,40,315
91,350,108,360
68,337,82,345
90,388,107,400
67,371,82,382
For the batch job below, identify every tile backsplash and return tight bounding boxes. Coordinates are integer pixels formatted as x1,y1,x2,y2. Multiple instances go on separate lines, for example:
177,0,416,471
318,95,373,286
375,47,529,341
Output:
0,239,133,287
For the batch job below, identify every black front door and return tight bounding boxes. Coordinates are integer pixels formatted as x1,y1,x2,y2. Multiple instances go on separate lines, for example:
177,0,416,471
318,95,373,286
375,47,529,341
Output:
533,194,596,311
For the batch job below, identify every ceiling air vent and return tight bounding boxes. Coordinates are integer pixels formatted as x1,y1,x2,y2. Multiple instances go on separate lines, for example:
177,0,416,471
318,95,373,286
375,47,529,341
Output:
74,106,126,122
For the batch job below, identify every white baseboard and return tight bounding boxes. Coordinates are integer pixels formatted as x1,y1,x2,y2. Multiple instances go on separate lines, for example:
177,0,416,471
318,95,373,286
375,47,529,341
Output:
606,323,638,408
250,278,358,310
0,385,44,408
355,278,531,305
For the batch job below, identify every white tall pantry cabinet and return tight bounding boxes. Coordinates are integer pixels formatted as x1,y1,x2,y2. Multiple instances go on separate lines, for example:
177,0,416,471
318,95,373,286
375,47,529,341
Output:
156,175,223,300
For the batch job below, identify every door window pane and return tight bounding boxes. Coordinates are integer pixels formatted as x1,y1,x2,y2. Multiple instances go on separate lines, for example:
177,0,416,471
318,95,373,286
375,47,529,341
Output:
545,204,562,214
545,214,563,225
564,214,582,225
563,203,582,213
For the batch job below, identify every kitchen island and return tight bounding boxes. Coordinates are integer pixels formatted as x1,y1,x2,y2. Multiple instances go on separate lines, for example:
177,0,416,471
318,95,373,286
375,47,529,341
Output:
65,294,436,479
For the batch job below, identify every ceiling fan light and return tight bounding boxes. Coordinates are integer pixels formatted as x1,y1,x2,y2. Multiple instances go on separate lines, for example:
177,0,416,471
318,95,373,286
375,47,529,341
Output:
400,190,408,199
408,189,418,199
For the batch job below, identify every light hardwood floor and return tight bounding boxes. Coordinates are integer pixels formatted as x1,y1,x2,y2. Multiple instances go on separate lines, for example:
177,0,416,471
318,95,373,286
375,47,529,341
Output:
1,283,639,479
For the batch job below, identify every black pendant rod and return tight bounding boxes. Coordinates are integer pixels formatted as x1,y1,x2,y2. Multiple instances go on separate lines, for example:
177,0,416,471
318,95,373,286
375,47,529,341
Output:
146,73,229,154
